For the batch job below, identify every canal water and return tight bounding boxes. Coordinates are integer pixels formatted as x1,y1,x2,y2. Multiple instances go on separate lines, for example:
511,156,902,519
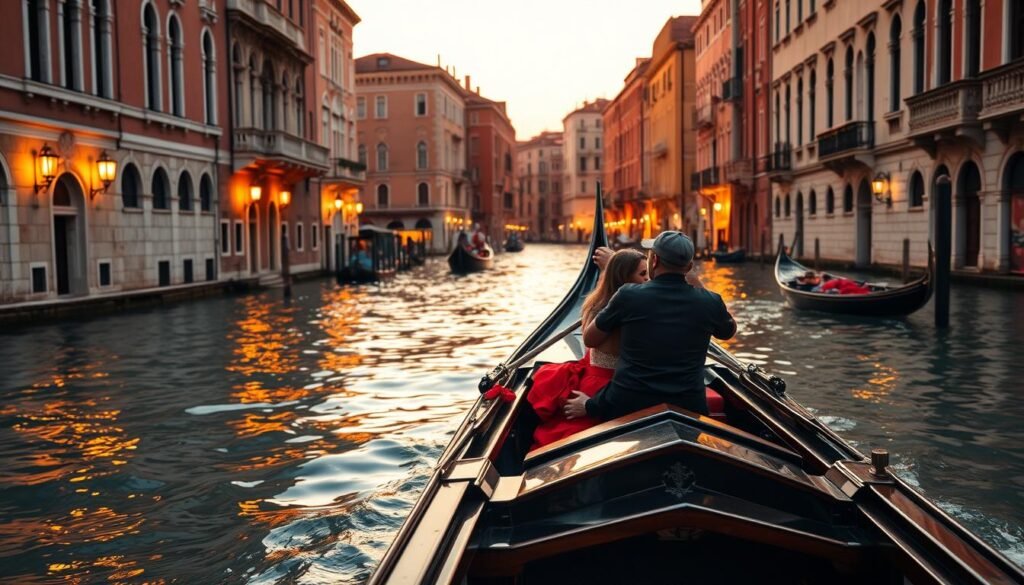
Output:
1,244,1022,584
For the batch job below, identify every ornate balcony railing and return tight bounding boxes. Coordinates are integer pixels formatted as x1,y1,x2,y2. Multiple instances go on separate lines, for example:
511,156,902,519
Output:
725,157,753,185
326,157,366,183
817,121,874,158
700,166,722,187
905,79,983,137
233,128,330,171
227,0,306,51
695,103,715,129
980,58,1024,121
767,144,792,171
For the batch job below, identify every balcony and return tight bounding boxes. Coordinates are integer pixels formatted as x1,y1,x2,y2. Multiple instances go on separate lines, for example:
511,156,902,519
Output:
979,58,1024,136
325,157,366,185
725,158,753,186
816,121,875,172
693,166,722,190
764,144,793,183
722,78,743,101
233,128,330,175
695,103,715,129
227,0,306,54
690,172,701,191
905,79,983,152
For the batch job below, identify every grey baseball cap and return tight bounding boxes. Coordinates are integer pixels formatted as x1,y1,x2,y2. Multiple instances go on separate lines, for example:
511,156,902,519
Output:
641,231,695,266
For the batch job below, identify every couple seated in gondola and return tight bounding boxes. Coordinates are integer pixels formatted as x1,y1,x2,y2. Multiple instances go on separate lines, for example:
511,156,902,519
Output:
793,271,870,295
527,232,738,450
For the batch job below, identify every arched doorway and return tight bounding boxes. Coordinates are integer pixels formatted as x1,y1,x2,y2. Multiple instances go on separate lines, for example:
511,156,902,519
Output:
248,204,259,274
856,178,872,267
795,192,804,258
268,203,278,271
1003,153,1024,273
51,174,88,295
957,161,982,267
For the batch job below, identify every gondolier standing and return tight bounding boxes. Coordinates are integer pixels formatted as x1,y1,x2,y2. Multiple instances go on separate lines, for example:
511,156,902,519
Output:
567,231,737,420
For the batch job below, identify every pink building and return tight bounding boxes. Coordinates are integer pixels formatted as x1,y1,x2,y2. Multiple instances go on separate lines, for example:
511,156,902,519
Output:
355,54,470,253
0,0,229,306
603,59,649,241
466,81,518,244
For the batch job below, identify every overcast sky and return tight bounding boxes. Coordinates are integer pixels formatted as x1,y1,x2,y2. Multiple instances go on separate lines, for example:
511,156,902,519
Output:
347,0,702,140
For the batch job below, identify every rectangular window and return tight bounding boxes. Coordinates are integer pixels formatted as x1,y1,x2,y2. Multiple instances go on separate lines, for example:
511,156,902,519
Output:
375,96,387,118
470,136,479,155
470,111,479,124
234,221,244,254
98,261,111,287
205,258,215,281
415,93,427,116
581,181,586,193
318,30,326,75
220,220,230,255
595,137,601,149
312,224,319,250
158,261,171,287
183,259,194,284
579,137,585,149
595,156,601,170
31,264,47,293
296,223,304,251
357,97,366,119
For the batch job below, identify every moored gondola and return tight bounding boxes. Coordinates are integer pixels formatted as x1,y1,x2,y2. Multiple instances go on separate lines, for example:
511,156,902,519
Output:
370,205,1021,584
504,235,525,253
711,247,746,263
775,247,933,316
448,243,495,273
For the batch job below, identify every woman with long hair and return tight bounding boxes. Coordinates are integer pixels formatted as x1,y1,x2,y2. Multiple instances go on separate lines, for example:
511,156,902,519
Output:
528,249,648,449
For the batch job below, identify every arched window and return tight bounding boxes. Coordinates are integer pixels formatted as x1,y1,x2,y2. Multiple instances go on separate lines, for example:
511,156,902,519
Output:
784,194,791,217
826,186,835,214
890,16,902,112
784,83,792,144
248,54,258,127
178,170,193,211
121,163,141,208
965,0,981,77
358,144,367,165
774,195,781,217
168,14,184,116
909,171,925,208
826,58,834,128
416,141,428,170
143,2,161,111
232,44,243,126
796,78,804,146
376,143,388,171
866,34,876,123
913,1,926,94
843,184,854,213
281,72,291,133
61,0,83,91
91,0,112,98
785,0,791,34
201,30,216,124
809,190,817,215
200,173,213,212
261,59,275,130
774,92,781,146
937,0,952,85
844,47,854,121
152,168,170,209
808,69,816,139
295,79,304,138
26,0,52,83
417,182,429,206
376,184,389,207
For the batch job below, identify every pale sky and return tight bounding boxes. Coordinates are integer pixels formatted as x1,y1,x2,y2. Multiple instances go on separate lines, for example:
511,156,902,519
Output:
347,0,702,141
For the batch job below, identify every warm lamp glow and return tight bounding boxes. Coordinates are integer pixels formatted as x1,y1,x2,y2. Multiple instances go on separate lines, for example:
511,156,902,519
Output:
96,151,117,184
280,191,291,206
713,202,723,212
249,185,262,202
355,202,364,214
871,172,892,206
38,145,58,180
334,194,343,210
871,177,886,196
700,208,708,216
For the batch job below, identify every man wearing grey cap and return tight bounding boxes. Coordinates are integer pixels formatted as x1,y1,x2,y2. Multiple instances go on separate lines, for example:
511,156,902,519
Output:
565,231,737,420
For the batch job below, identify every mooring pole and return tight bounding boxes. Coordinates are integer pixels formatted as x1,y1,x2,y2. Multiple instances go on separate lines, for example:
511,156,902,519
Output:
902,238,911,283
935,175,952,328
282,230,292,299
814,238,820,271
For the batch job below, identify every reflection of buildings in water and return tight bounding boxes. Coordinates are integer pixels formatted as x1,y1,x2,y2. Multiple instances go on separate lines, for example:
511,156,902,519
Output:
227,297,305,377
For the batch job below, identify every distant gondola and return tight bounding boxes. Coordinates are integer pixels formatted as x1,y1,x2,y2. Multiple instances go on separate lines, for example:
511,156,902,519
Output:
775,247,933,316
711,248,746,263
369,197,1021,585
504,236,525,253
448,244,494,273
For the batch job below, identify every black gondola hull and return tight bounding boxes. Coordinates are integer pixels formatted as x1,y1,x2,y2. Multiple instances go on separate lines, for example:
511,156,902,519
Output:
775,250,933,316
448,245,495,273
711,248,746,263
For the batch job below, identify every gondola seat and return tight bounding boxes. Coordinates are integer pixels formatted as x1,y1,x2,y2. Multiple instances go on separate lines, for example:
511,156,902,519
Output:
705,387,727,423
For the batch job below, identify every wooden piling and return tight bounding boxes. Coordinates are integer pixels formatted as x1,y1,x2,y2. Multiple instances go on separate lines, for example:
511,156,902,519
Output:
935,177,951,328
814,238,820,271
902,238,911,283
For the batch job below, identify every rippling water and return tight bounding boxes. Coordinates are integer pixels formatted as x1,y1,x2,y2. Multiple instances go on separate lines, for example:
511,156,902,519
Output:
0,244,1022,583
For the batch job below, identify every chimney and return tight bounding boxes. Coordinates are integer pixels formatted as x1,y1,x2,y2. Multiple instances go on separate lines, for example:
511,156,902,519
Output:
464,75,471,91
475,86,480,95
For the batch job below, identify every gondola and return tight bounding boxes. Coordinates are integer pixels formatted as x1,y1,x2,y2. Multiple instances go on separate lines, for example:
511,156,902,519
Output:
504,237,525,253
448,243,495,273
370,198,1023,584
775,247,933,316
711,247,746,263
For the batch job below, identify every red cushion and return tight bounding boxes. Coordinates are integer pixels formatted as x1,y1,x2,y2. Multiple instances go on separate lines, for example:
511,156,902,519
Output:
706,387,727,422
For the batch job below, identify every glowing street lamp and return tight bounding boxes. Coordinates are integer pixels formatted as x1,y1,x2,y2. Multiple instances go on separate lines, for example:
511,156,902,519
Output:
90,151,118,199
713,202,723,212
871,172,892,207
280,190,291,207
249,184,262,202
35,144,58,193
334,193,343,210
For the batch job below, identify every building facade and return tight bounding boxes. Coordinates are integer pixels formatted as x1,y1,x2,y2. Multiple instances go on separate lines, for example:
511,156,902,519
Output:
516,131,564,241
311,0,362,273
602,59,649,242
1,0,228,305
355,54,469,254
562,99,608,242
643,17,698,242
223,0,328,283
769,0,1024,273
466,81,518,244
